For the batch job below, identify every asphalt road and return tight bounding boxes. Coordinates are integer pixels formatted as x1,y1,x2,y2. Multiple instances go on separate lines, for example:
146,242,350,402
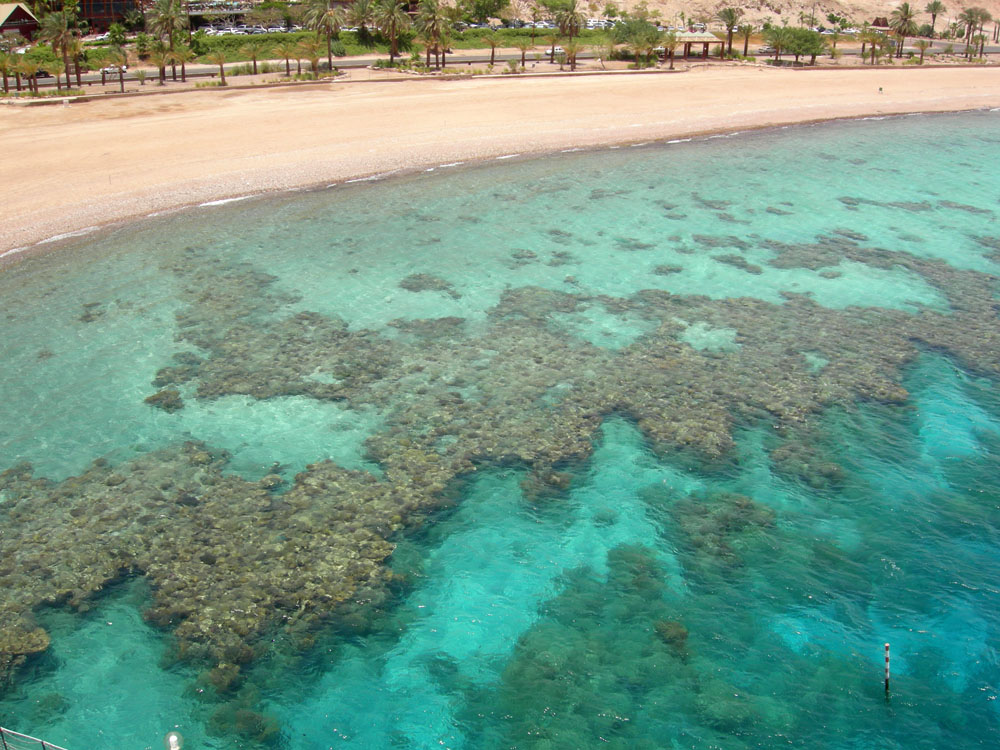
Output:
29,42,999,90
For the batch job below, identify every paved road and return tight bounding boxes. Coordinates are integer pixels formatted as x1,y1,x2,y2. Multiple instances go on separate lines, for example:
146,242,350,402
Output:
31,42,999,90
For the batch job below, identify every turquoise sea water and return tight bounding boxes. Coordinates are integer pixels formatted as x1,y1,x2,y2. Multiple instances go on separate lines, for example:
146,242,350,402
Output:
1,112,999,749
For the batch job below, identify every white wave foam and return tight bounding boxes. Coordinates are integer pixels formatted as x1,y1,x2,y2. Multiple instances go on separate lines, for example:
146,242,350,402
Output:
199,196,251,207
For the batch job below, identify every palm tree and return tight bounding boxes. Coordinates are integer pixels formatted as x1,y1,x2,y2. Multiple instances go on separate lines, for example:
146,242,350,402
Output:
148,0,187,79
106,48,127,92
925,1,946,36
764,25,793,60
12,54,24,92
914,38,931,60
958,7,990,46
889,3,918,57
480,30,501,66
514,38,533,67
148,43,170,84
972,31,987,57
67,37,84,87
858,28,880,62
737,23,754,56
826,30,842,56
438,29,453,69
662,29,679,68
305,0,345,72
240,38,267,75
48,56,65,91
297,38,322,76
0,52,11,94
555,0,584,38
373,0,410,64
416,0,446,68
716,7,743,55
18,57,39,94
563,39,583,70
172,44,194,82
544,33,559,63
38,10,75,90
205,50,227,84
274,40,299,76
348,0,376,43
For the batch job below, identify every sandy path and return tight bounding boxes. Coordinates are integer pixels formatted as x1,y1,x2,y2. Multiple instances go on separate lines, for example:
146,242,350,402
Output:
2,65,999,259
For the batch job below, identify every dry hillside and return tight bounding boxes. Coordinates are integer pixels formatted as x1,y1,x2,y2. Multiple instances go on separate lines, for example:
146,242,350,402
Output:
556,0,1000,30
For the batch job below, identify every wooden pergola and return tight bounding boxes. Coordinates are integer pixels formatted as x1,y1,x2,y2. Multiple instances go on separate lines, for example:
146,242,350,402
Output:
676,30,725,58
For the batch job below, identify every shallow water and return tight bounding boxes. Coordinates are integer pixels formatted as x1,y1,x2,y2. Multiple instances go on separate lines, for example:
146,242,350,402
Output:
1,112,999,749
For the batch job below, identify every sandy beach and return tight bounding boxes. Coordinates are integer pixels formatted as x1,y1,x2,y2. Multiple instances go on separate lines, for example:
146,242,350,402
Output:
2,64,1000,259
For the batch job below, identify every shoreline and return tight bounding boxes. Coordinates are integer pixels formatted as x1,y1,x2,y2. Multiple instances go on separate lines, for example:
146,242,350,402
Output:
3,65,1000,266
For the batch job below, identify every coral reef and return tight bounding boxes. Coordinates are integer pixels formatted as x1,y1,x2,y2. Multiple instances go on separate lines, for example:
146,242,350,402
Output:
5,205,1000,733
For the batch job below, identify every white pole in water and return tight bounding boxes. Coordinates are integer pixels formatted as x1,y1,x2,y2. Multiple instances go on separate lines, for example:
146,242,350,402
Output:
164,731,184,750
884,643,890,696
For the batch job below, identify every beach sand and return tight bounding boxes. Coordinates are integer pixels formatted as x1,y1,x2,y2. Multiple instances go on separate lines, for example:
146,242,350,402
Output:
2,65,999,259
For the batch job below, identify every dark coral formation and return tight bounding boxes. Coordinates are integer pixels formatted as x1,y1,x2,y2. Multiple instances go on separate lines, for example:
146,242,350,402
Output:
4,209,1000,723
398,273,461,299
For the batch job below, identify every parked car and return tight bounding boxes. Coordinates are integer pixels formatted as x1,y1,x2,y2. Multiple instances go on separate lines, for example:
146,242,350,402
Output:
102,64,127,74
758,45,775,53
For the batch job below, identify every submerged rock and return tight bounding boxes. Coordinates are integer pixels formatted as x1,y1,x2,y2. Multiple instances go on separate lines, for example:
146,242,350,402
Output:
144,388,184,412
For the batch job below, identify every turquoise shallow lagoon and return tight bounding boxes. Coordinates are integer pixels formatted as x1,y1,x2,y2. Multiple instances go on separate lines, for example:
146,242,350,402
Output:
1,112,999,749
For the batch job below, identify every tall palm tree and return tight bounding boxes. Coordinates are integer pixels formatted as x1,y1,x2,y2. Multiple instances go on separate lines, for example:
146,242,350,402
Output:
415,0,446,67
925,1,946,36
274,40,299,76
205,50,227,84
889,3,918,57
555,0,584,38
737,23,754,56
148,0,187,79
716,7,743,55
38,9,78,88
305,0,345,72
348,0,376,43
374,0,410,64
